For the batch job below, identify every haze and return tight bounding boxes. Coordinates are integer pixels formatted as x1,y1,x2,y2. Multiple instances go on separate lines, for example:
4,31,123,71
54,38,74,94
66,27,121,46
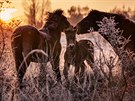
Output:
12,0,135,21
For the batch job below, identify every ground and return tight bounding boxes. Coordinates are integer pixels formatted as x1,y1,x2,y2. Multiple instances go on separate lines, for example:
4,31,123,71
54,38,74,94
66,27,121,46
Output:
0,32,131,101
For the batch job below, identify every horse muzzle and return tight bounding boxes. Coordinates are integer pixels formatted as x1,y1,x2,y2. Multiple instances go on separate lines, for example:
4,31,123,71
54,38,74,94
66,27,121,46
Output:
68,43,75,49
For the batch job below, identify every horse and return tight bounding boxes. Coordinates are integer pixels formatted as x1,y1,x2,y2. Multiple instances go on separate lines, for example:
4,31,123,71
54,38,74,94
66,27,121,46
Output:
75,10,135,53
11,9,71,86
63,26,94,83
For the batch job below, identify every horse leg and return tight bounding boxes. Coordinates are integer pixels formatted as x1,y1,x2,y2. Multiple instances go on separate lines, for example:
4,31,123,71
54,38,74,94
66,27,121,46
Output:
80,62,86,78
13,48,23,84
16,43,31,87
11,38,25,85
74,64,80,83
12,49,30,87
86,54,103,81
17,55,30,85
79,62,86,83
86,52,95,73
79,62,86,79
86,53,97,83
50,55,61,82
63,62,70,88
86,59,95,73
63,62,70,80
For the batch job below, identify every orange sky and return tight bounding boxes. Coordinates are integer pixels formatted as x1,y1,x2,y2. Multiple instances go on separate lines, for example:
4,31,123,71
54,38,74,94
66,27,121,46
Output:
51,0,135,11
12,0,135,22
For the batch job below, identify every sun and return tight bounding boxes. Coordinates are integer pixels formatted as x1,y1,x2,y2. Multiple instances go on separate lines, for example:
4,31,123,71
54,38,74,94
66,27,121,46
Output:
0,8,16,22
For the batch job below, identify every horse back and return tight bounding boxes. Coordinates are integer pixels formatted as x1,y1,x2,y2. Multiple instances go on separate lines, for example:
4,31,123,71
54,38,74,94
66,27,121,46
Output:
78,40,94,51
11,25,42,60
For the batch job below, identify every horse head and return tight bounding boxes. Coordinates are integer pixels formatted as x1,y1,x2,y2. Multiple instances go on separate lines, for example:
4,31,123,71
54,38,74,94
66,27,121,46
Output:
75,10,100,34
65,26,77,50
43,9,71,34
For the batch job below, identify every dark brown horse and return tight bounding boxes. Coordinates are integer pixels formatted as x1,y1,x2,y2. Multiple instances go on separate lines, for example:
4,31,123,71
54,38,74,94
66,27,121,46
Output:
75,10,135,53
64,26,94,82
11,9,71,85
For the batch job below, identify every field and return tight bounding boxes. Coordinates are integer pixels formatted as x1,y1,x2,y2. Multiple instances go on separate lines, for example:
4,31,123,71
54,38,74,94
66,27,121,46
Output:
1,31,134,101
0,16,135,101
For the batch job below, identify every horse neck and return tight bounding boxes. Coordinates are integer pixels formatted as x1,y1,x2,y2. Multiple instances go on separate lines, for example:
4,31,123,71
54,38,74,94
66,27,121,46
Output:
91,19,99,31
50,31,61,41
42,27,62,41
92,12,117,31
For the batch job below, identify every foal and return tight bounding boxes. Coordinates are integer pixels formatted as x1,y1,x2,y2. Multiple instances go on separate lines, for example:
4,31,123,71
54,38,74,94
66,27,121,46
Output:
63,27,94,82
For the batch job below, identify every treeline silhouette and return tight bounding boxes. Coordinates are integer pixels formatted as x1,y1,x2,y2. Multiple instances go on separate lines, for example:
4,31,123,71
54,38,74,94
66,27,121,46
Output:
67,6,135,27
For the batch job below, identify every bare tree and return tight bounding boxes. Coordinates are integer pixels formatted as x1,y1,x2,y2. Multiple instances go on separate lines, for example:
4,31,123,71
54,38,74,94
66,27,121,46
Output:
67,6,89,26
0,1,11,100
110,6,135,21
23,0,51,28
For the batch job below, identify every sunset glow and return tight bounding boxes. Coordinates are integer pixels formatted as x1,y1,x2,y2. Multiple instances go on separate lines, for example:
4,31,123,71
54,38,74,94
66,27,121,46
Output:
0,8,17,22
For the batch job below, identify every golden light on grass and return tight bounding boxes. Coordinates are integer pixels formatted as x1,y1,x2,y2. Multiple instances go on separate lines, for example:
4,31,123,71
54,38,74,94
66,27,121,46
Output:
0,8,16,22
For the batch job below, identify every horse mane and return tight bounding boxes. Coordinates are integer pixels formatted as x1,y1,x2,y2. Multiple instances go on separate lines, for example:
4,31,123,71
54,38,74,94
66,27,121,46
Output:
89,9,135,27
89,9,126,19
43,9,64,28
53,9,63,16
46,9,63,21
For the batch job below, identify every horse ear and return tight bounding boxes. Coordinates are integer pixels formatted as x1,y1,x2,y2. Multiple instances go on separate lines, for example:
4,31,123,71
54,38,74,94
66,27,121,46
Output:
47,12,52,16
